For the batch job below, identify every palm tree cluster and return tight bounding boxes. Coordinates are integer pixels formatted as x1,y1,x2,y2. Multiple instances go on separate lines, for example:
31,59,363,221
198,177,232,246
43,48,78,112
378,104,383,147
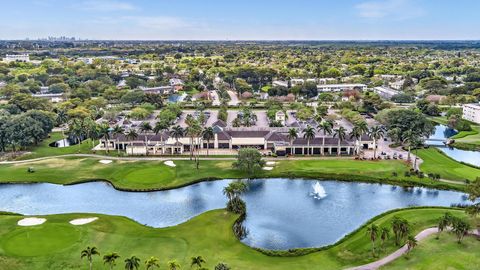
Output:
391,216,410,246
436,212,471,243
223,180,248,214
81,246,229,270
365,224,390,257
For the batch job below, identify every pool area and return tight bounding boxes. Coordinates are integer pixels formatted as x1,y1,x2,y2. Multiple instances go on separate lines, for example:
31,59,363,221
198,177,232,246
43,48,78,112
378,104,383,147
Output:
0,178,470,250
426,125,480,166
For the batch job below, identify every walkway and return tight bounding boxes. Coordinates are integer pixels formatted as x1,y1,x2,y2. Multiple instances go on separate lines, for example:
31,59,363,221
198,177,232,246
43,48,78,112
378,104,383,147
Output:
227,90,239,106
346,228,479,270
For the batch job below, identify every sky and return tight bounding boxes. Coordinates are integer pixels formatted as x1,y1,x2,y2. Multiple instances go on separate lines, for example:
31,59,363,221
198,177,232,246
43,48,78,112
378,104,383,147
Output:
1,0,480,40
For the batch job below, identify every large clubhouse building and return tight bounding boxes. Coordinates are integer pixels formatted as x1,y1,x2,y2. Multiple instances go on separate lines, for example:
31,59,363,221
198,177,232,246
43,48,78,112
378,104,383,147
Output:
100,120,374,156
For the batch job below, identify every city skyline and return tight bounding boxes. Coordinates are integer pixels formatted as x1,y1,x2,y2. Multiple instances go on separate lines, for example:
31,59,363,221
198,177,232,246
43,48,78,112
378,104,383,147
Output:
1,0,480,40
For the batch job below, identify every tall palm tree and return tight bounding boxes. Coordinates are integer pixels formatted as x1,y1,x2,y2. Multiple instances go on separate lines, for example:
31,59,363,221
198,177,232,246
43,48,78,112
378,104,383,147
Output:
318,121,333,147
349,126,363,158
380,226,390,251
103,252,120,270
333,126,347,156
81,246,100,270
366,224,379,256
112,125,125,154
56,109,68,146
145,256,160,270
191,256,206,269
202,127,215,156
100,124,111,153
139,122,153,155
124,256,141,270
170,126,184,154
153,120,169,155
302,125,315,156
368,126,385,159
406,235,417,253
392,216,410,246
402,130,417,162
167,260,181,270
125,129,138,156
287,128,298,156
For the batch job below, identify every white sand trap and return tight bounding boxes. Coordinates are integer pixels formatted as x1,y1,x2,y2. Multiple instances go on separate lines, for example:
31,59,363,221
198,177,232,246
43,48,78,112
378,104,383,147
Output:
266,161,276,166
262,166,274,171
69,217,98,225
18,217,46,226
99,160,113,164
164,160,176,167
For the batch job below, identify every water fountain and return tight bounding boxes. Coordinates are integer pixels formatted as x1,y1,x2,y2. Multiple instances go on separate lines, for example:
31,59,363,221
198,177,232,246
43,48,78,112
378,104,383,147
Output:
311,181,327,199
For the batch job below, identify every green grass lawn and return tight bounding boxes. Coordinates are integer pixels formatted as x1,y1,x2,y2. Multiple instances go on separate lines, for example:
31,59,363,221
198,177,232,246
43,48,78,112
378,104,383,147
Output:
381,233,480,270
15,132,107,160
416,148,480,182
0,157,464,190
0,208,469,270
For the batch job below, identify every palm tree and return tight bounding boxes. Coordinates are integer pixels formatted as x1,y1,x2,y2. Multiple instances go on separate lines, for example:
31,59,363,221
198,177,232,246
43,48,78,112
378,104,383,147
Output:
125,129,138,156
145,256,160,270
139,122,153,155
100,124,111,153
368,126,385,159
366,224,379,256
81,246,100,270
333,126,347,156
56,109,68,146
380,226,390,251
124,256,141,270
170,125,184,142
406,235,417,254
103,252,120,270
112,125,125,154
167,260,181,270
452,218,471,243
287,128,298,156
402,130,417,162
302,125,315,156
392,216,410,246
202,127,215,156
318,121,333,147
154,120,169,155
191,256,206,269
350,126,363,158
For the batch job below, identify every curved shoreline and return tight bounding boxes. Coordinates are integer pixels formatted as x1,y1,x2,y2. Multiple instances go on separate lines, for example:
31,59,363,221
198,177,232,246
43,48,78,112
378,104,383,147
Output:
0,206,463,261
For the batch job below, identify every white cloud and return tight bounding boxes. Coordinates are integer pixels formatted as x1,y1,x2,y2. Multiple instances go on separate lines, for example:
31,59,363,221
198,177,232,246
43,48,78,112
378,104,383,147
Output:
77,0,137,11
356,0,424,20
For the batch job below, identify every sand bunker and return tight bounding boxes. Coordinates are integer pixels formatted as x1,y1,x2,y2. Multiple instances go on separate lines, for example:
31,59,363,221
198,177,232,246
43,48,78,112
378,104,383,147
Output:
266,161,276,166
99,160,113,164
262,167,274,171
69,217,98,225
164,160,176,167
18,217,46,226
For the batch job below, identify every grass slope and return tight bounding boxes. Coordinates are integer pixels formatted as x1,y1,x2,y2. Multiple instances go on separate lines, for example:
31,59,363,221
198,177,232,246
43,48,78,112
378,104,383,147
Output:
0,208,469,270
381,233,480,270
416,148,480,182
0,157,464,190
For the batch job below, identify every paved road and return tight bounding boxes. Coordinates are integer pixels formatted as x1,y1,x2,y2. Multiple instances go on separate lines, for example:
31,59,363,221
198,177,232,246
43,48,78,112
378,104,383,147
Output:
227,90,239,106
210,90,221,106
346,227,479,270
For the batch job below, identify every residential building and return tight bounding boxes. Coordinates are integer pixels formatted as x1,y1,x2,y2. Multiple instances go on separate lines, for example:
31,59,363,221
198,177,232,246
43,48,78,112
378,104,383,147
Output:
169,78,184,91
139,86,174,95
3,54,30,62
463,103,480,124
32,93,64,103
272,80,288,88
373,86,400,100
275,111,286,125
290,78,304,86
317,83,367,92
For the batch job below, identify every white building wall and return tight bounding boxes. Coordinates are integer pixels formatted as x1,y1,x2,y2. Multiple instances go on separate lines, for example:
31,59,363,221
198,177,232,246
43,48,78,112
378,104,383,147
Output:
463,104,480,124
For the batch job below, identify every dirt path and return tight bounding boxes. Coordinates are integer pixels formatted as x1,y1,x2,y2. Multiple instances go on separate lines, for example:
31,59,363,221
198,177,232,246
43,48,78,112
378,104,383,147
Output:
346,228,479,270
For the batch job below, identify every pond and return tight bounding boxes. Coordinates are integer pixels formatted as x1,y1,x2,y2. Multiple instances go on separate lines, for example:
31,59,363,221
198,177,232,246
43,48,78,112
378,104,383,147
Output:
49,138,78,148
426,125,480,166
0,179,470,250
168,93,187,103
